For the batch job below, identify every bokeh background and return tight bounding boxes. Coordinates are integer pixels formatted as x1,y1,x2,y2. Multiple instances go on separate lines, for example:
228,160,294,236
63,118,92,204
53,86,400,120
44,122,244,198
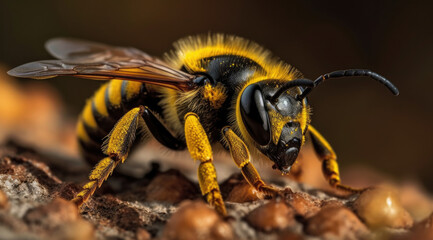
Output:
0,1,432,190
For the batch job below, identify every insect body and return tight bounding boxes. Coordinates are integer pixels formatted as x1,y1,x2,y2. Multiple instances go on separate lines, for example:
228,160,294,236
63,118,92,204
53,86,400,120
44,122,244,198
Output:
8,34,399,215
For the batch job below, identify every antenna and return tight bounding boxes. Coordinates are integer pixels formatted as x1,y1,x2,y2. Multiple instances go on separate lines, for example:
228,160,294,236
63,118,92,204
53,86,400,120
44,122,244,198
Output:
296,69,399,100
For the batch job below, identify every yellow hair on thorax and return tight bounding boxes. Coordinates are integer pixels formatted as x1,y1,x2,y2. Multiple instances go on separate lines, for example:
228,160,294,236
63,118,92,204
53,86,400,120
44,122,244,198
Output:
203,83,227,109
164,33,302,82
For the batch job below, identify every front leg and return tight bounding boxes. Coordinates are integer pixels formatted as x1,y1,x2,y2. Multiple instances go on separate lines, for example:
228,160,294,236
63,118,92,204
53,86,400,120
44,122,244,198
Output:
184,113,226,216
222,127,279,197
308,125,364,193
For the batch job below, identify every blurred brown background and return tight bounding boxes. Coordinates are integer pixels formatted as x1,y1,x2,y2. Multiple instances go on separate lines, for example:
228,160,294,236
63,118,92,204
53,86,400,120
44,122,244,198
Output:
0,1,432,190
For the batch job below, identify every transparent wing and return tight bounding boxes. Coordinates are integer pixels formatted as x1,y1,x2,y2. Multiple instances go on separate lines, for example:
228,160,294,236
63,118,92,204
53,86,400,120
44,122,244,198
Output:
8,38,195,91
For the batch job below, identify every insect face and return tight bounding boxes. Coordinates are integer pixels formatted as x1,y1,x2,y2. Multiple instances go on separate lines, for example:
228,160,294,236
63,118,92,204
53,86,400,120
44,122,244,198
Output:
265,89,304,174
239,80,312,174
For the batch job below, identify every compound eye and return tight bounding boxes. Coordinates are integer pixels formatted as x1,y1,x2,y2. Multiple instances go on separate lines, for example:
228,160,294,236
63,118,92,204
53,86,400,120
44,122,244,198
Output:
240,84,271,146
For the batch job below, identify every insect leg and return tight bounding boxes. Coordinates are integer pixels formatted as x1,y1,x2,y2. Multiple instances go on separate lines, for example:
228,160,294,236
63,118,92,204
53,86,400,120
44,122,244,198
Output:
184,113,227,216
72,106,145,207
142,106,186,150
308,125,364,193
222,127,279,197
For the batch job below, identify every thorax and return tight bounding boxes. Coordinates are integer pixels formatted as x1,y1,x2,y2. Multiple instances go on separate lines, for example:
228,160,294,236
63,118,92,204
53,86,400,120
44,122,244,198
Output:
159,55,262,143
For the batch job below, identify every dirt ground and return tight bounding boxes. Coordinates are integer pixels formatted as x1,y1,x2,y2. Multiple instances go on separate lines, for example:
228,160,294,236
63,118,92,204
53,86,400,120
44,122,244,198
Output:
1,139,433,240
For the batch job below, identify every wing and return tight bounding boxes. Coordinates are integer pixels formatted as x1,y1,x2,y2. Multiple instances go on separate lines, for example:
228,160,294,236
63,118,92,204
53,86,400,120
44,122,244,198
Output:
8,38,196,91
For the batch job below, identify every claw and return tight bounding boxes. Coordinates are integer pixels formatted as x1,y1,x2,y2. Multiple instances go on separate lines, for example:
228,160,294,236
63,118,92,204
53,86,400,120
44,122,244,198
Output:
258,185,293,200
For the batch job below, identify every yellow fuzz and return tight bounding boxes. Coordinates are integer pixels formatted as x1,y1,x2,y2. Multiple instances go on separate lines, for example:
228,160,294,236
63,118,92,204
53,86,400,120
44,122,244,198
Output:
105,107,141,158
203,83,227,109
89,157,115,181
222,128,250,168
184,113,213,162
198,162,219,195
268,110,296,145
165,34,301,82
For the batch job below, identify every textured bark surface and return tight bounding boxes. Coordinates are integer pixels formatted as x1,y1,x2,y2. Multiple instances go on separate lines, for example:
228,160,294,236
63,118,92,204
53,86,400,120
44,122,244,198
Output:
0,140,432,240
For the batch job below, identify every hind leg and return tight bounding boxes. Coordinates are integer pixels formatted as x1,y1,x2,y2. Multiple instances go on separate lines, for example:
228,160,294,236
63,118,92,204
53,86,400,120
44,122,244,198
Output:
73,106,185,206
72,107,145,206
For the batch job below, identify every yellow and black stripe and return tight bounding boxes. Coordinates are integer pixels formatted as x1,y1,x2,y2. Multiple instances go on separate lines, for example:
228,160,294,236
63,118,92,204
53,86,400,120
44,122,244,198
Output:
77,79,148,164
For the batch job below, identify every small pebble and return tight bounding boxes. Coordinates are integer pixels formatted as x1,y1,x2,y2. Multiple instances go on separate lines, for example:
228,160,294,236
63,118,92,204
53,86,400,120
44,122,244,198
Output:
399,182,433,222
225,181,260,203
305,206,368,240
50,219,95,240
146,170,198,204
136,228,151,240
286,192,320,218
0,188,9,209
161,200,233,240
354,187,413,229
24,197,79,228
246,200,295,232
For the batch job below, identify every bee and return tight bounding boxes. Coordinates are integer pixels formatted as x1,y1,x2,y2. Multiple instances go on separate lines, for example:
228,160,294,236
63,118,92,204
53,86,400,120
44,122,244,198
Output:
8,34,399,215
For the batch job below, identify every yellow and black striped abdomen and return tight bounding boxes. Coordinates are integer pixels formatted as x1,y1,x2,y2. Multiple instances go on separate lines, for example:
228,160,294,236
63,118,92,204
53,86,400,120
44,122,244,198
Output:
77,79,149,164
